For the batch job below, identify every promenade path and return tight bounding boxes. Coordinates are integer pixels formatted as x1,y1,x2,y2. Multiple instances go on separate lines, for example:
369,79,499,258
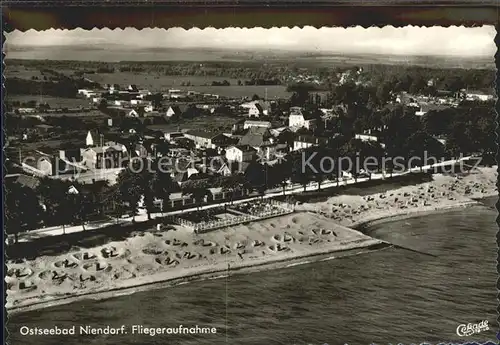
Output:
12,156,474,243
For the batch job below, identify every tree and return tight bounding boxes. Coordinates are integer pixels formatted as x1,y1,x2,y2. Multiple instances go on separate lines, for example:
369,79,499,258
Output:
409,76,427,95
261,160,288,195
139,167,156,220
421,109,454,136
277,130,296,147
376,81,393,106
98,99,108,111
403,130,444,170
151,158,174,213
70,193,93,230
155,140,170,157
145,93,164,109
182,186,208,211
115,165,143,222
221,174,248,204
243,162,266,192
5,182,42,243
290,88,310,107
288,149,316,192
382,106,421,159
36,178,73,233
186,104,201,119
108,191,128,224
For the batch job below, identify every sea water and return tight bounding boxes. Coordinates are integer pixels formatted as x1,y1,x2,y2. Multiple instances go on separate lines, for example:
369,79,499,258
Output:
8,198,497,345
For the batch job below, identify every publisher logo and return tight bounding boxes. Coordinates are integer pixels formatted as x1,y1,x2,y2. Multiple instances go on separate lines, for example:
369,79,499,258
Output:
456,320,489,337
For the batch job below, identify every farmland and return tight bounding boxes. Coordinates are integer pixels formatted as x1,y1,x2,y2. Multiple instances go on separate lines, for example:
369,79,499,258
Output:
147,115,235,133
5,65,46,80
6,95,93,109
85,72,290,99
5,64,291,100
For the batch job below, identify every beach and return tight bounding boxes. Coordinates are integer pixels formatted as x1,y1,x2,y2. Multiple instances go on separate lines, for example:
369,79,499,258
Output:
297,167,497,228
6,167,497,314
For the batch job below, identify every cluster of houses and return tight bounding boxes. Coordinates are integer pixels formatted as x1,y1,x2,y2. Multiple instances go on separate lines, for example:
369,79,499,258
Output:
395,88,495,117
12,75,495,201
76,81,281,121
17,100,337,183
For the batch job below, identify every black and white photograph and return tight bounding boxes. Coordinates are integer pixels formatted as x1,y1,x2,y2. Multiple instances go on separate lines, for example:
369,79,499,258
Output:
4,25,498,344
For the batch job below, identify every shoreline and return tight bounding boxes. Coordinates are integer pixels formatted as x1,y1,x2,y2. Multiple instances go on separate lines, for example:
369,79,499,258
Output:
7,168,497,315
8,198,490,316
351,199,485,231
8,238,387,315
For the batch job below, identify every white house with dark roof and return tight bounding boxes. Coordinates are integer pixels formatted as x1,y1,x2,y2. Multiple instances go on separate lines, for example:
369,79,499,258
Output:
128,84,139,92
127,109,139,117
184,130,234,149
243,120,272,130
86,130,101,147
240,100,272,118
166,105,187,118
293,135,329,151
237,127,273,150
225,145,257,163
288,107,317,130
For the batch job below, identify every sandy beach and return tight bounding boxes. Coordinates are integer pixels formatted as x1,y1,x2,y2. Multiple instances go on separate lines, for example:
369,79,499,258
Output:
297,167,497,228
6,167,497,314
7,212,382,313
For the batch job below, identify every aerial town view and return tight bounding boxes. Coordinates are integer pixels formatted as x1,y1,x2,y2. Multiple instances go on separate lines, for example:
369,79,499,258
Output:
4,26,498,344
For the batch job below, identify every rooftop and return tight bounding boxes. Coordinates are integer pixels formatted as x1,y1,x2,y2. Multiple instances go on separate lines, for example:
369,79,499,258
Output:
245,120,271,125
10,174,41,189
186,130,222,139
232,145,257,152
295,135,330,145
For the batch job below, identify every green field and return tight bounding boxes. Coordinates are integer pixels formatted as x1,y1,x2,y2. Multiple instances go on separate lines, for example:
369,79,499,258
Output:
86,72,289,99
6,94,93,108
4,65,45,80
147,115,236,133
6,136,84,157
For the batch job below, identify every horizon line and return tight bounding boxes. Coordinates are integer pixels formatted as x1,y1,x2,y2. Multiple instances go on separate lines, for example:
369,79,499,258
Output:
3,46,494,60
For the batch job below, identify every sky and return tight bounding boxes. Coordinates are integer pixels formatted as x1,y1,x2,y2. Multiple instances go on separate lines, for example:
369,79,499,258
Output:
5,26,496,57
